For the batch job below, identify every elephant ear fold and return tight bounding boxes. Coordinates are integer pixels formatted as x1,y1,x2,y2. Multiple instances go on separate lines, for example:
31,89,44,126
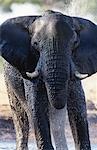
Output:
72,18,97,77
0,21,31,73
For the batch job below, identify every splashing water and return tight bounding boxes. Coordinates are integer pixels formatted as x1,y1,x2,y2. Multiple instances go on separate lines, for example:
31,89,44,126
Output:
52,0,97,23
0,141,97,150
67,0,96,23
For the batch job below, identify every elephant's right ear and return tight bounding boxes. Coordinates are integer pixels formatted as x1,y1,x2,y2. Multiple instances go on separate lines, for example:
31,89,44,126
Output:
0,21,31,73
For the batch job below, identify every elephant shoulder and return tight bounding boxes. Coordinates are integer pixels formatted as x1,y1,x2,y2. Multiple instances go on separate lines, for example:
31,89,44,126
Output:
4,61,22,80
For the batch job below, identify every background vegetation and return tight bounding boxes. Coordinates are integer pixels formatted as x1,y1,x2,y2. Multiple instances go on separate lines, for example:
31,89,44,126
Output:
0,0,97,18
0,0,70,9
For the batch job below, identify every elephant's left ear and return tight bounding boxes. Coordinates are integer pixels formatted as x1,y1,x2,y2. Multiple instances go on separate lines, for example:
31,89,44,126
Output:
72,18,97,78
0,20,31,73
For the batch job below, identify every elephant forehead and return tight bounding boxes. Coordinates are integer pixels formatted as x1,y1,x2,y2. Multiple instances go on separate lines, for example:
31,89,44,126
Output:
33,19,46,33
32,16,72,36
32,18,54,34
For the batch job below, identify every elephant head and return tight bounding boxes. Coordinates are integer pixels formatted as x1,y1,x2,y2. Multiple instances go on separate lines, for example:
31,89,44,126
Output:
0,10,97,109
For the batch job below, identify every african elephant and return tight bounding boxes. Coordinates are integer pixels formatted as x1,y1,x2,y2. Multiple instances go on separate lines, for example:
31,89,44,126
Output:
1,10,97,150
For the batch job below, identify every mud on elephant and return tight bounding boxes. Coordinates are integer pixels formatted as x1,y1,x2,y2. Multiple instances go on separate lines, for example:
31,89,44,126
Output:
1,10,97,150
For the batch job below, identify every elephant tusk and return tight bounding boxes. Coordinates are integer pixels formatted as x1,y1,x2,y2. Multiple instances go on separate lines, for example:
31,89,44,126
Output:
26,70,39,79
74,71,88,79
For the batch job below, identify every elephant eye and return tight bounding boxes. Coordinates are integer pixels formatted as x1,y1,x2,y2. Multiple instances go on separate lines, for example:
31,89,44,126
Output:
32,41,40,52
33,41,38,46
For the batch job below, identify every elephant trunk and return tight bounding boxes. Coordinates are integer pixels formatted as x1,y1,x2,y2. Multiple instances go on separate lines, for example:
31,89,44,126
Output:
42,37,70,109
45,80,68,109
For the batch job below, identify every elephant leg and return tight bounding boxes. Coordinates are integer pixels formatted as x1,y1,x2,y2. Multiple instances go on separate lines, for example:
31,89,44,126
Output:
49,105,68,150
4,63,29,150
7,89,29,150
67,80,91,150
31,79,54,150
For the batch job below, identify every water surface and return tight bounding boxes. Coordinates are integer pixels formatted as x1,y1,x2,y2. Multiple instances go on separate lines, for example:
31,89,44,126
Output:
0,141,96,150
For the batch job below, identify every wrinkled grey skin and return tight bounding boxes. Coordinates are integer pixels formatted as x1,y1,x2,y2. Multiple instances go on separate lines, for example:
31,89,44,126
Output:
5,63,89,150
4,63,68,150
4,63,90,150
1,10,96,150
